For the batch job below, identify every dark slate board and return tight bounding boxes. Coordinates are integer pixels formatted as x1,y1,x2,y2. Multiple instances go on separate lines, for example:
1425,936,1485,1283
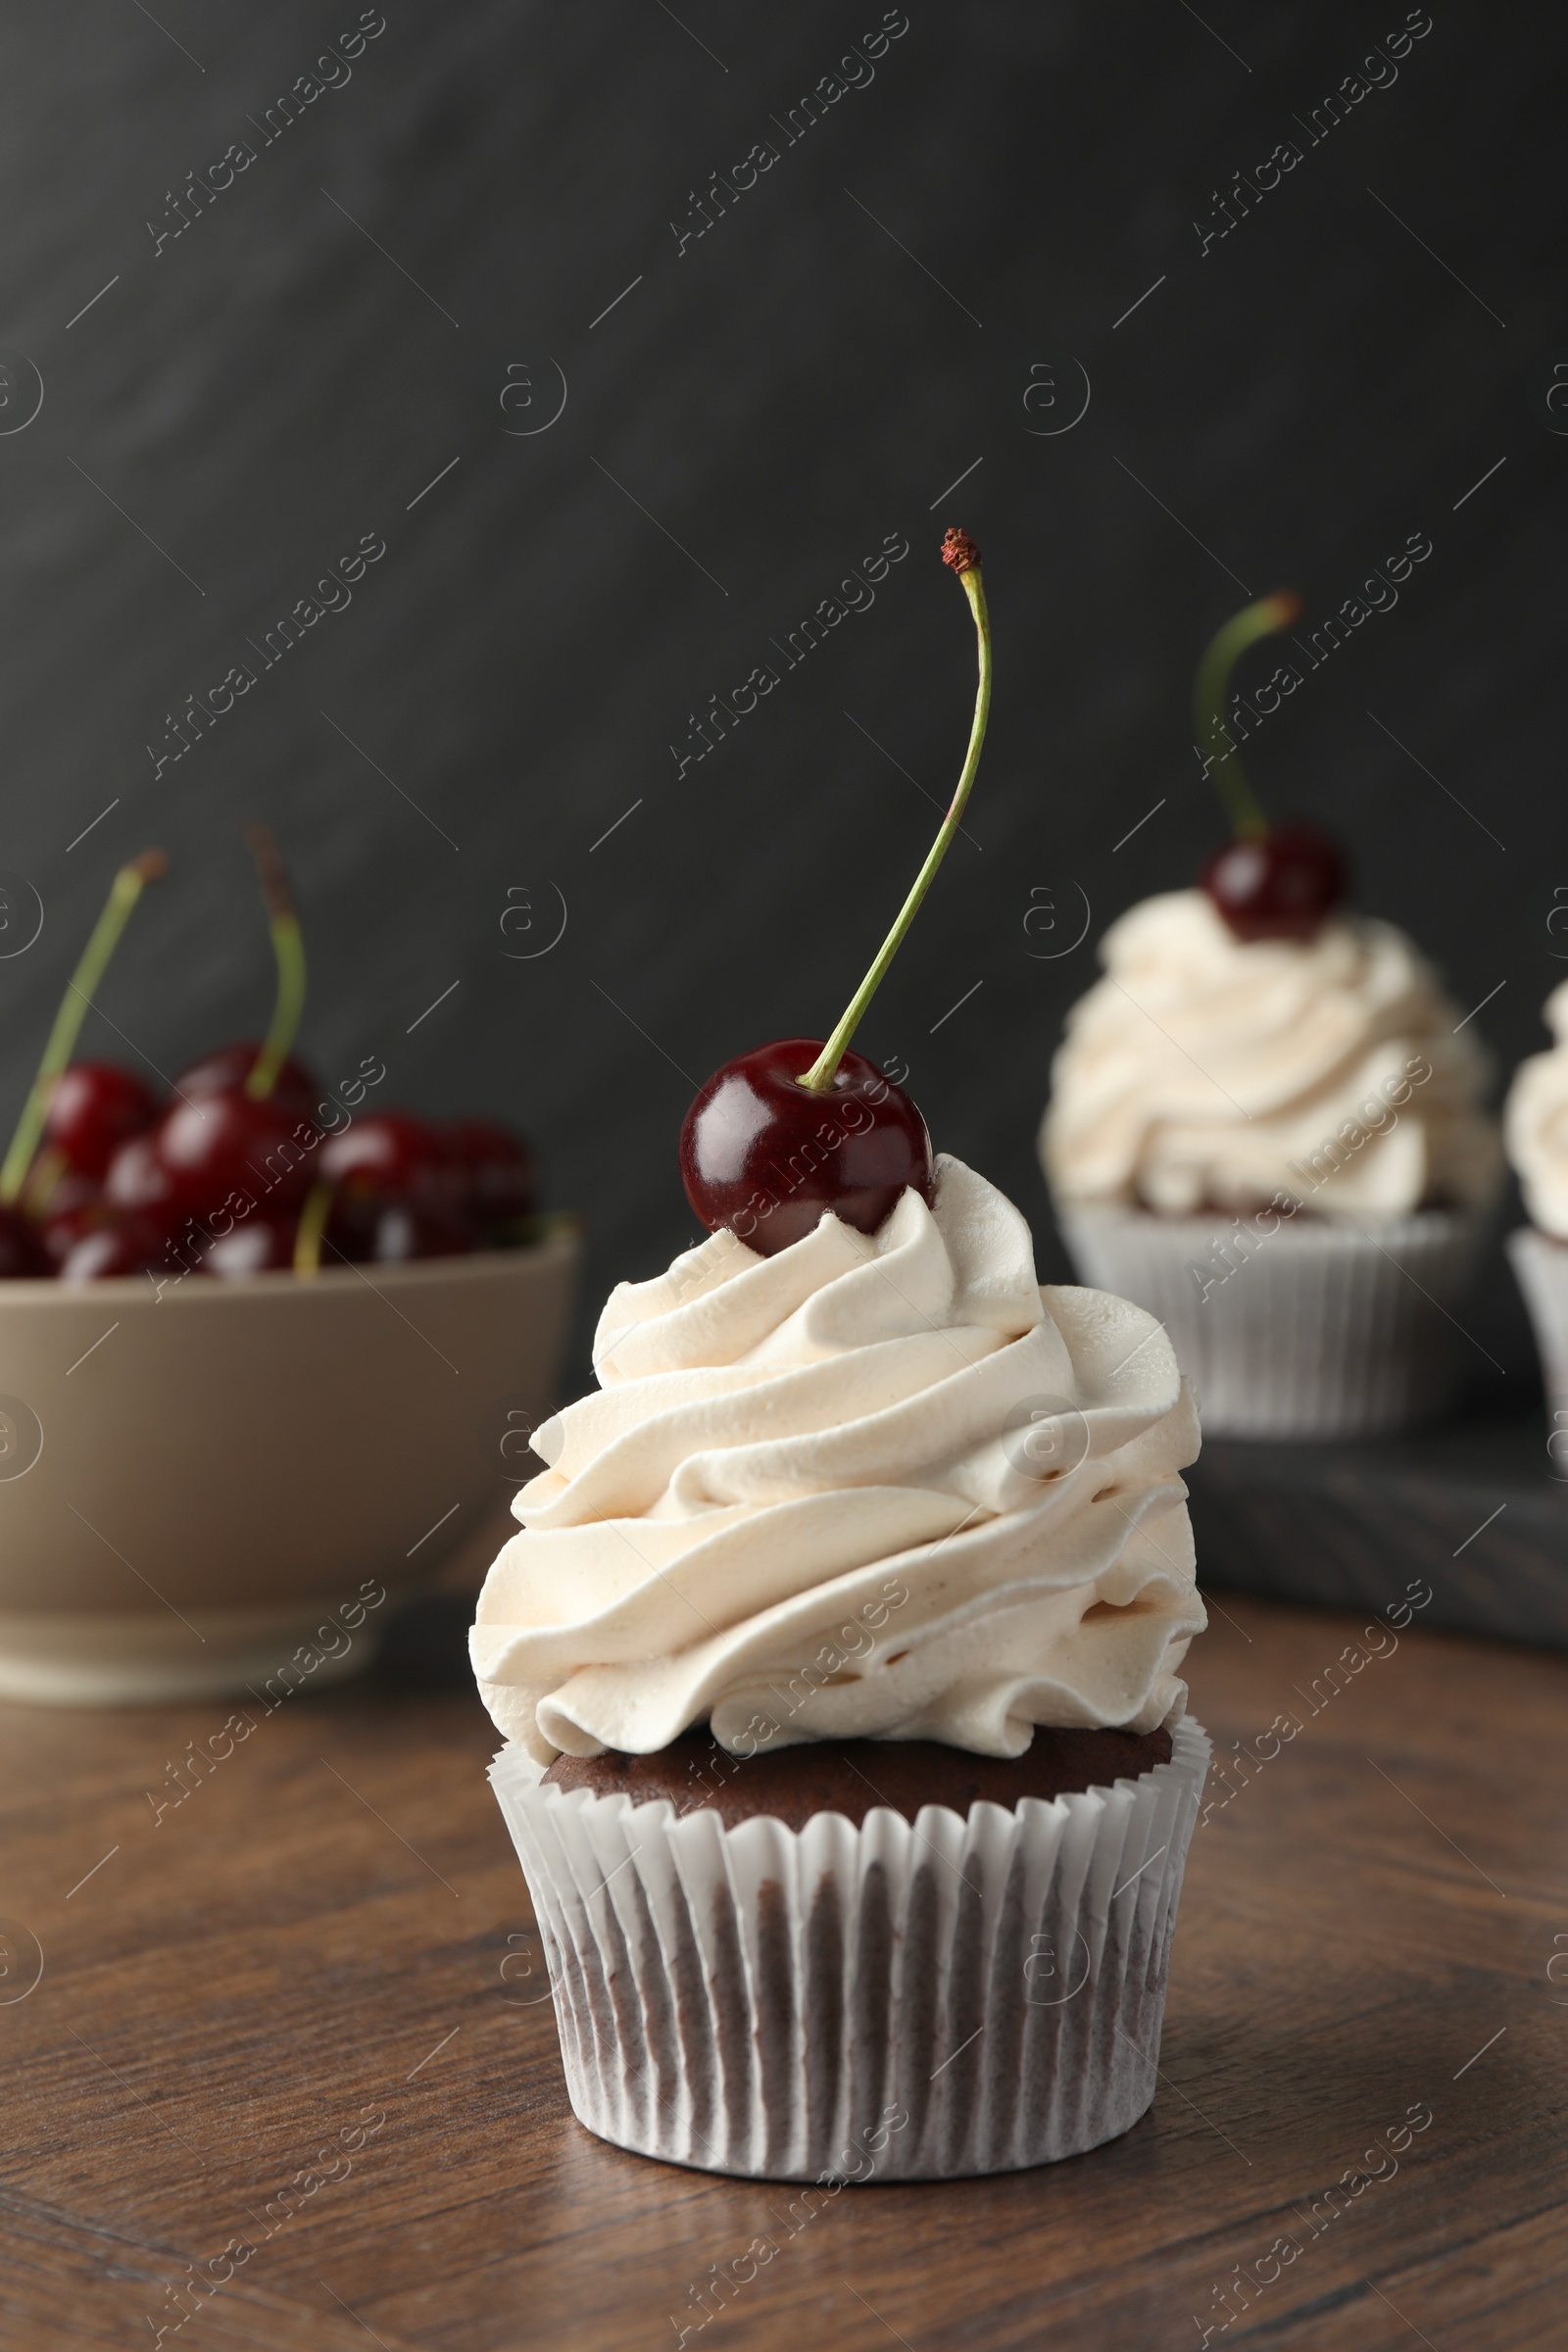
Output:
1188,1410,1568,1649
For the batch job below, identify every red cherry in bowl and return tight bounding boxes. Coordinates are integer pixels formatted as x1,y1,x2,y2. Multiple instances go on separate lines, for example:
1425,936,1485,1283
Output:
0,1207,49,1278
680,1040,934,1258
104,1131,177,1215
57,1214,175,1283
39,1199,110,1267
157,1088,317,1214
319,1112,453,1203
356,1200,478,1263
445,1118,534,1225
43,1062,159,1180
1200,821,1348,943
198,1212,301,1278
43,1168,101,1220
173,1042,319,1116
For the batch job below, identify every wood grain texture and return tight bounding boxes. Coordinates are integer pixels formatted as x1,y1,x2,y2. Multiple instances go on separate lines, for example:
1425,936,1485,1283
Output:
1,1592,1565,2351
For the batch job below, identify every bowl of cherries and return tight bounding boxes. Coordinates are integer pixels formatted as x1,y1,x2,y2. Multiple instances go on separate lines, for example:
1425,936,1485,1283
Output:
0,835,580,1706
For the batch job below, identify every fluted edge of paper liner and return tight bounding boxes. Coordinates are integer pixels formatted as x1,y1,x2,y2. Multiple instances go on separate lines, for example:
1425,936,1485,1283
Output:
1507,1226,1568,1421
1056,1203,1490,1440
487,1715,1210,2180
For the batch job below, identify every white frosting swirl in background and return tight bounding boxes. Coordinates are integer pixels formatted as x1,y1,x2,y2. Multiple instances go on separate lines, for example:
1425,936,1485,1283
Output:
471,1157,1203,1765
1506,980,1568,1239
1042,890,1501,1220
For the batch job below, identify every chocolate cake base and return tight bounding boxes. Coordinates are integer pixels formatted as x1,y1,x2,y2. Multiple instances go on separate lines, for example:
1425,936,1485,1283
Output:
542,1722,1173,1830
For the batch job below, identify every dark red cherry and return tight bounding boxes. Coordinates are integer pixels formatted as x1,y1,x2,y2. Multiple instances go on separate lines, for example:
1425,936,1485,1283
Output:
680,1040,934,1258
39,1199,110,1267
29,1167,101,1238
173,1043,319,1116
1200,821,1348,942
104,1131,177,1215
0,1207,49,1278
319,1112,453,1202
356,1200,477,1263
43,1062,159,1179
58,1215,177,1283
445,1118,534,1225
42,1168,101,1220
156,1088,317,1214
198,1212,300,1278
318,1195,372,1264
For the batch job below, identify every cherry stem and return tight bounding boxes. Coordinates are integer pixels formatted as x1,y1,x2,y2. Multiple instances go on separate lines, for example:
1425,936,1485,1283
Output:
802,541,991,1095
0,849,167,1206
294,1181,333,1277
1194,591,1301,841
243,825,307,1102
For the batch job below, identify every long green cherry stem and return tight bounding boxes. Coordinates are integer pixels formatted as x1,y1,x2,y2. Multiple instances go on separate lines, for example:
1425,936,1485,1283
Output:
0,848,167,1205
294,1181,334,1277
801,528,991,1096
243,824,307,1102
1194,590,1301,841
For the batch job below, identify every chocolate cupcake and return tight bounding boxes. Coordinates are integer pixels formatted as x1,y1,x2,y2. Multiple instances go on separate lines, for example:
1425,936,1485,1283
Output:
1041,593,1501,1440
1042,888,1501,1438
474,1157,1211,2179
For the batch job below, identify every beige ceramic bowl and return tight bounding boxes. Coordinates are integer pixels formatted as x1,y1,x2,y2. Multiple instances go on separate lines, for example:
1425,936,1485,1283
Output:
0,1219,580,1705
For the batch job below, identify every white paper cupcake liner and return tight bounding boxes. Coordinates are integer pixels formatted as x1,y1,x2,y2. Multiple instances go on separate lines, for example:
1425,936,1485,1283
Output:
1055,1204,1490,1440
1507,1227,1568,1422
487,1717,1209,2180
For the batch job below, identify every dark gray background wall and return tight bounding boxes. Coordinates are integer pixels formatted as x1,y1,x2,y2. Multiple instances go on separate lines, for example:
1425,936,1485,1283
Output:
1,2,1560,1396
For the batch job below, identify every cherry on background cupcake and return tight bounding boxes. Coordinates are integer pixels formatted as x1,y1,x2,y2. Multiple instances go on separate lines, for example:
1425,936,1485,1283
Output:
1041,588,1503,1440
1193,591,1348,941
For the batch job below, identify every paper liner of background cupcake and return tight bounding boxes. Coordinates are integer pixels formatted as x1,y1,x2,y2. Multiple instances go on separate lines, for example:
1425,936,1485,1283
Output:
1505,977,1568,1455
1042,592,1505,1442
471,536,1213,2179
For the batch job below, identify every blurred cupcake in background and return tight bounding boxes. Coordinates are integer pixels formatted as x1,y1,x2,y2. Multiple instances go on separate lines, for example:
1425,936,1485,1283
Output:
1041,593,1502,1441
1504,981,1568,1439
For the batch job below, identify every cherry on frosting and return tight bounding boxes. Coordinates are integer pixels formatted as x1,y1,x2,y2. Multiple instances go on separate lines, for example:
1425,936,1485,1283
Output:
1200,821,1348,943
1192,593,1348,944
681,1040,934,1256
675,528,990,1259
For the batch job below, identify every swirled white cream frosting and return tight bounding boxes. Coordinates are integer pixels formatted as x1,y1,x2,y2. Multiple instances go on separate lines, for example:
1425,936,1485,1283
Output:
1505,980,1568,1239
1042,890,1501,1219
471,1156,1203,1765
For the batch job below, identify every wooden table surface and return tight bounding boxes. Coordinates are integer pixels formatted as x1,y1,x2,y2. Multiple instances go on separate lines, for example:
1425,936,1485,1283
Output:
3,1590,1565,2352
